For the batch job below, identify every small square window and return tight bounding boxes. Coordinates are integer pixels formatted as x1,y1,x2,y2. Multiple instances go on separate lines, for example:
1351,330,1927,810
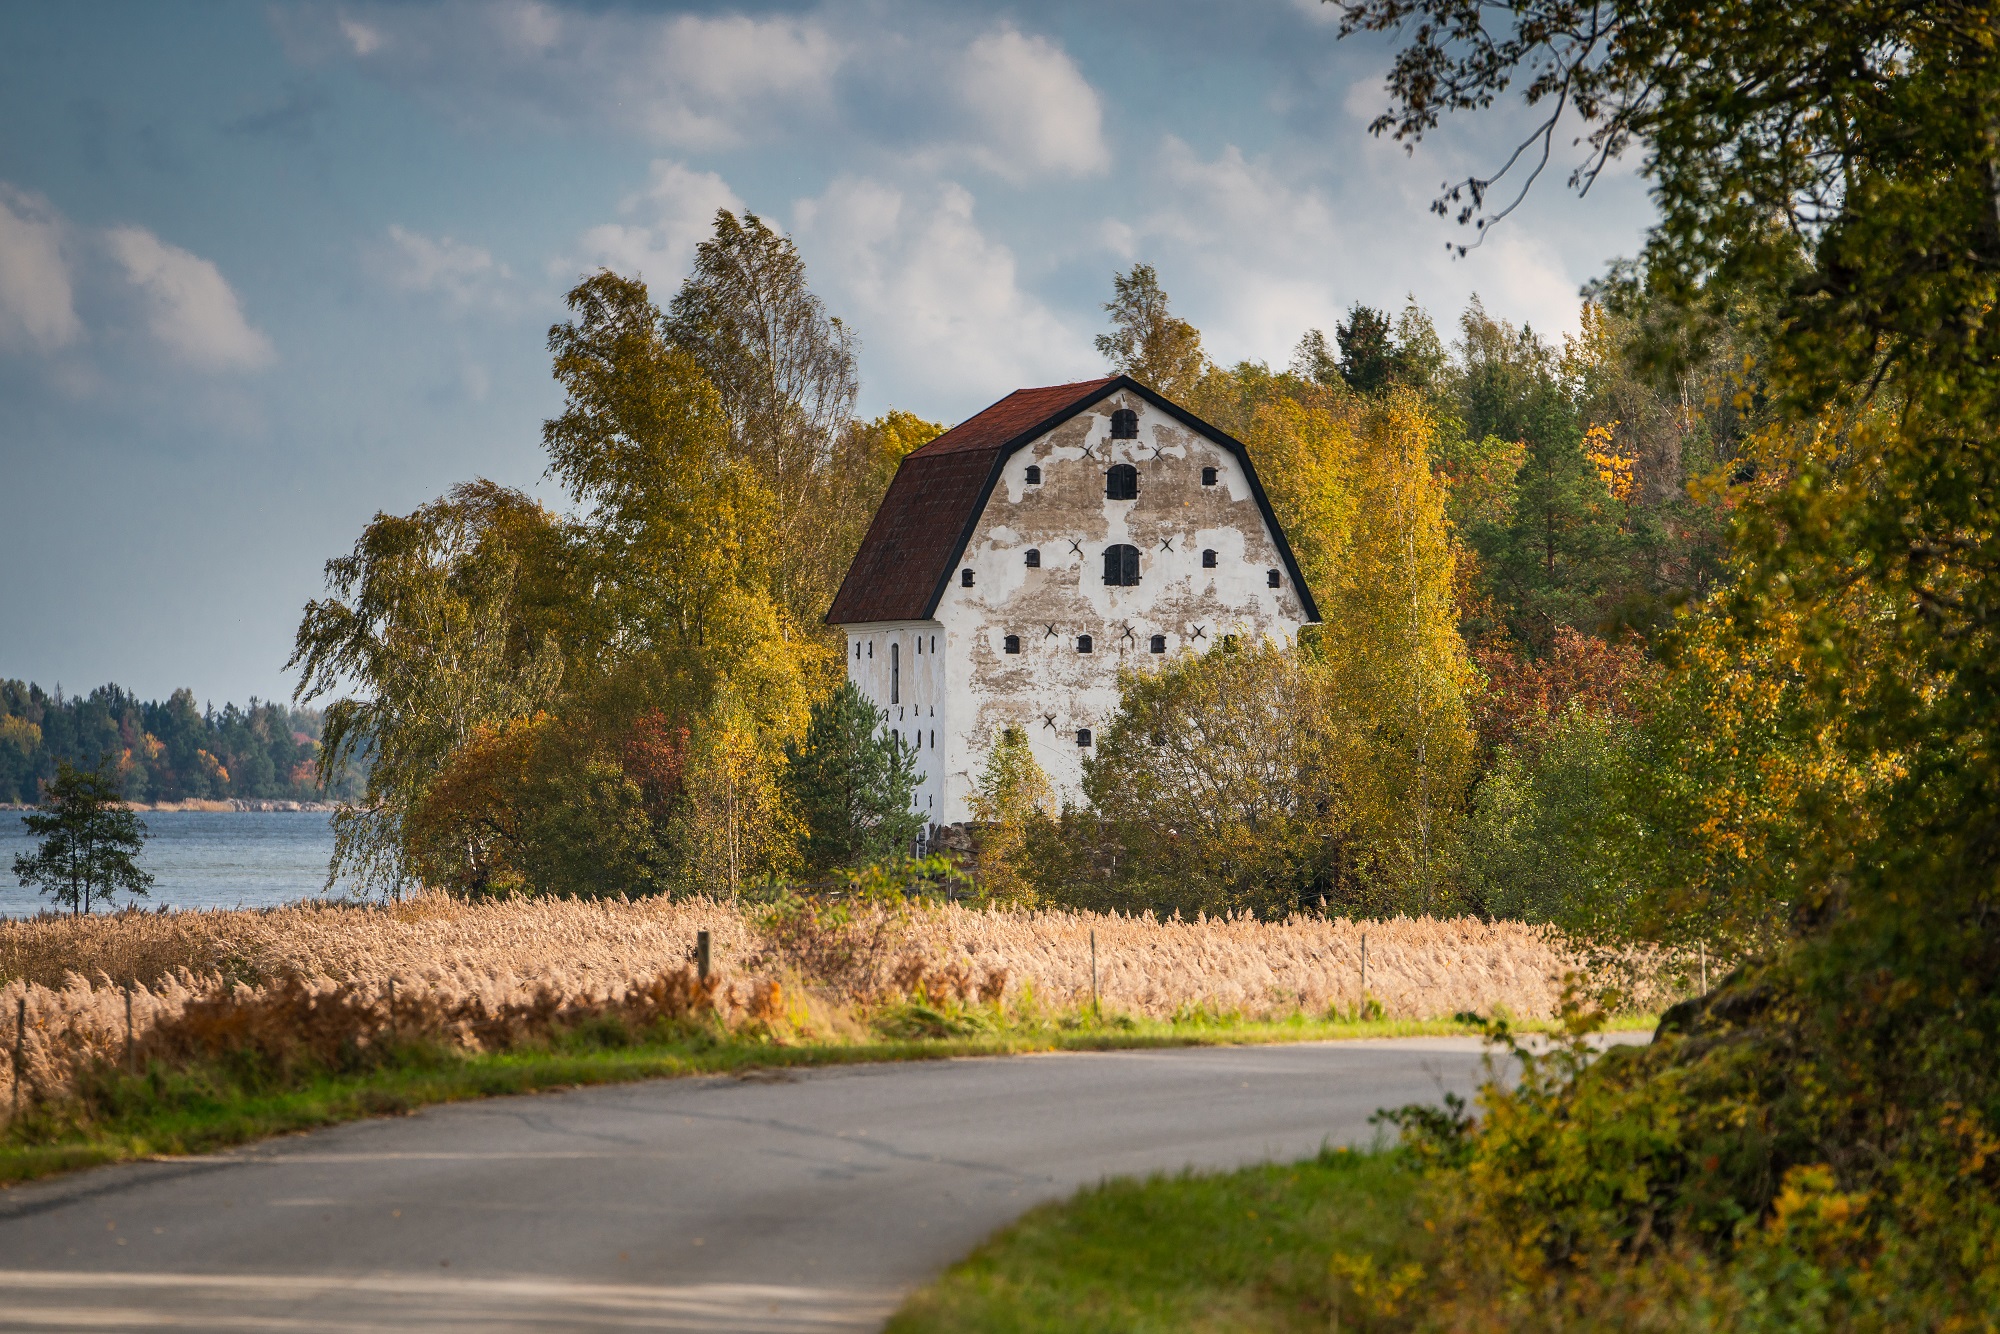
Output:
1077,634,1093,653
962,568,975,587
1201,549,1217,569
1025,548,1040,568
1149,634,1167,654
1025,465,1042,484
1202,466,1218,486
1268,569,1281,588
1110,409,1138,439
1076,728,1093,747
1004,634,1021,654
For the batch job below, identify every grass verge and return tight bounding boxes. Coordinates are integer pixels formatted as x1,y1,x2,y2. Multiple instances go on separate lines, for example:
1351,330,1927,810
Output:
887,1145,1419,1333
2,1007,1652,1190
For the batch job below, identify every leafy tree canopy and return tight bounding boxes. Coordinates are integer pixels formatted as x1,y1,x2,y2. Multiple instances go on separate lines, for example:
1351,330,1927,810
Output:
1318,0,2000,1316
1095,263,1210,400
665,211,861,628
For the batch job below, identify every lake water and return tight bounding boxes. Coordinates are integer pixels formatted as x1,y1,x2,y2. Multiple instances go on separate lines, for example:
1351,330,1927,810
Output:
0,811,340,918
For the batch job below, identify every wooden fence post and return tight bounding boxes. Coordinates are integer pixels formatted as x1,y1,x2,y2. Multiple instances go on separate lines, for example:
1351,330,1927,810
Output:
124,985,135,1075
1090,929,1099,1021
696,930,712,983
12,996,24,1121
386,978,396,1044
1360,933,1369,1014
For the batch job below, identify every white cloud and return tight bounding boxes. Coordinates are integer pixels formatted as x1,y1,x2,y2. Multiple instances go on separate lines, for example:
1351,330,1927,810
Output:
1112,136,1590,368
1143,139,1353,353
576,160,743,287
795,177,1093,409
0,187,82,352
958,27,1109,181
323,2,843,149
105,226,274,371
338,17,383,56
310,6,1110,181
380,225,511,309
1459,232,1593,339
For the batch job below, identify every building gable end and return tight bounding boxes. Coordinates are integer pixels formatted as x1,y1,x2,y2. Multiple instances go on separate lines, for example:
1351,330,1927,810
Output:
827,375,1322,626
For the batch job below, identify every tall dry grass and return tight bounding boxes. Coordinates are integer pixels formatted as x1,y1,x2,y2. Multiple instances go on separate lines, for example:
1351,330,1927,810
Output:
0,897,1666,1120
906,907,1641,1019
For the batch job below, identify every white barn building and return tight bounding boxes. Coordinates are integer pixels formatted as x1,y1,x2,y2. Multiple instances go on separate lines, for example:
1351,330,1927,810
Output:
827,376,1320,827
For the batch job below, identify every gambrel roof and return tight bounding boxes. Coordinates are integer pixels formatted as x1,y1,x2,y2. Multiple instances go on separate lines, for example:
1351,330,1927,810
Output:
825,374,1321,626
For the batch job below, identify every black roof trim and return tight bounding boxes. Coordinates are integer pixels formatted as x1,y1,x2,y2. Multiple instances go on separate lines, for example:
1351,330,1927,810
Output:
917,375,1323,624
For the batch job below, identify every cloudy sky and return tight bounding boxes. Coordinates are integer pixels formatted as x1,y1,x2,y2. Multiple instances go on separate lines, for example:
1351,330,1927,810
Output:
0,1,1655,706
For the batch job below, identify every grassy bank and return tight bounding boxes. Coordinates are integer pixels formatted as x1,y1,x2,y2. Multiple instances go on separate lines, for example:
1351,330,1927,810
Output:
0,1007,1651,1188
888,1145,1420,1332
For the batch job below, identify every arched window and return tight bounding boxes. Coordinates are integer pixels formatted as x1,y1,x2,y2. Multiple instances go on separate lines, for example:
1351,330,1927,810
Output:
1025,464,1042,484
1268,569,1281,588
1106,463,1138,500
1201,548,1218,568
890,642,900,703
962,568,975,587
1103,543,1140,586
1110,408,1138,439
1025,548,1040,568
1149,634,1167,654
1077,634,1094,653
1004,634,1021,654
1201,466,1218,486
1076,728,1094,747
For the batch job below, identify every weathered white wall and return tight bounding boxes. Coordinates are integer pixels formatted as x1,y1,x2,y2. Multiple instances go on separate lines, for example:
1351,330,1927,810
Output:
847,388,1310,824
842,620,950,823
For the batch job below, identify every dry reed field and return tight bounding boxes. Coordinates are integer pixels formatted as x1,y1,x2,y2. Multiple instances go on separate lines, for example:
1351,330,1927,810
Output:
0,897,1665,1120
907,908,1628,1019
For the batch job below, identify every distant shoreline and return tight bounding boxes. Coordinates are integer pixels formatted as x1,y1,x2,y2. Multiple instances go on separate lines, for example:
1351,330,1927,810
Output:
0,800,342,813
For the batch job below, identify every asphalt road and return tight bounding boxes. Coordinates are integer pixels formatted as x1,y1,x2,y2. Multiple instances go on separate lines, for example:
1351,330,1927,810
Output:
0,1038,1580,1332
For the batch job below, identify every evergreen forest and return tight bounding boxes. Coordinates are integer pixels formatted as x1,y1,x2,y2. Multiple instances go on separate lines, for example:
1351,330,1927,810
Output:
0,682,362,806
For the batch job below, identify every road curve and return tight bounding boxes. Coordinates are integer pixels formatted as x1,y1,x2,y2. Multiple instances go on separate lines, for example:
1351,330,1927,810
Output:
0,1038,1560,1332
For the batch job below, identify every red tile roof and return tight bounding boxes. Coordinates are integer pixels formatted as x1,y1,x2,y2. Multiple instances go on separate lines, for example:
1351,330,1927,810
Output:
826,379,1118,625
904,378,1118,457
825,375,1321,626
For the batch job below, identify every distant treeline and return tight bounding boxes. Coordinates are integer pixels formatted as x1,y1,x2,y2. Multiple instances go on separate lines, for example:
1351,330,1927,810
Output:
0,680,367,805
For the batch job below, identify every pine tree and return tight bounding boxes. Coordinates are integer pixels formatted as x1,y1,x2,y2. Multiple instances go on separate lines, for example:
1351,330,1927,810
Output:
1454,301,1631,649
13,761,153,915
781,683,923,875
1335,303,1400,393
